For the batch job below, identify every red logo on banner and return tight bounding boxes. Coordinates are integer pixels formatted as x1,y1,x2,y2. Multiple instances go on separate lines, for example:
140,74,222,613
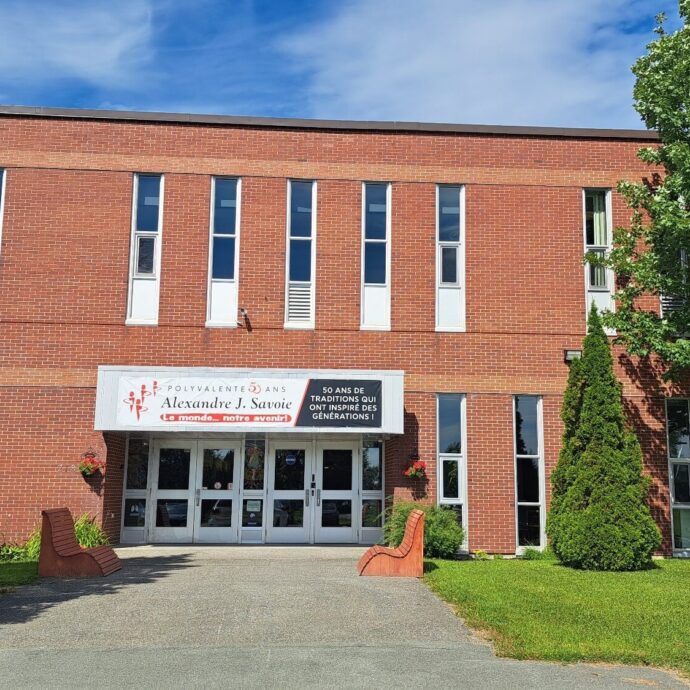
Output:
123,380,158,420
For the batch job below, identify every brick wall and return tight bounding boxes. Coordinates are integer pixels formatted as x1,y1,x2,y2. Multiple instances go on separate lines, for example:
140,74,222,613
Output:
0,113,680,551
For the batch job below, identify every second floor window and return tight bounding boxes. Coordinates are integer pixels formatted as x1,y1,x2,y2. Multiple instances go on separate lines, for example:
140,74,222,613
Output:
436,185,465,330
584,189,613,323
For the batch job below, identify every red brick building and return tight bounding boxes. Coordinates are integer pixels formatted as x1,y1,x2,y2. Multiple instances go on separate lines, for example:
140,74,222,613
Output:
0,105,686,554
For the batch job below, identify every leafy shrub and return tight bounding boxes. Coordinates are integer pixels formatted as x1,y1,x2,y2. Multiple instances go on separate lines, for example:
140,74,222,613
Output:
547,307,661,571
472,550,490,560
384,501,464,559
521,547,555,561
0,514,108,562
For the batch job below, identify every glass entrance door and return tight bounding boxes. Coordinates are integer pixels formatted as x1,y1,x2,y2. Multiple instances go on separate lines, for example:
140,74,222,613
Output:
149,440,241,543
314,443,358,543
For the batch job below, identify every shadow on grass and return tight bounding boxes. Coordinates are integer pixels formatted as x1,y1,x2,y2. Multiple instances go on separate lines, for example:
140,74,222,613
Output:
0,554,196,626
423,560,439,573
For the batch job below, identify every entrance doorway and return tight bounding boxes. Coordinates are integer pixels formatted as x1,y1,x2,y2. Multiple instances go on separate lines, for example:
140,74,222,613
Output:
149,440,241,543
266,441,359,543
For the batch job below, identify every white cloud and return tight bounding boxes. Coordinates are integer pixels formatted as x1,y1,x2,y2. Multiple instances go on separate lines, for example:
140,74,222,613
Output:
279,0,676,128
0,1,153,89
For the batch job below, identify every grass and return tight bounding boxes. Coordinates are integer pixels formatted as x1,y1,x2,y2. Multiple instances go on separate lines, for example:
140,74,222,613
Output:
0,560,39,593
425,557,690,678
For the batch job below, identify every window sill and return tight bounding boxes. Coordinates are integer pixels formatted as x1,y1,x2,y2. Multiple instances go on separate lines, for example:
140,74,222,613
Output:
125,319,158,326
205,321,238,329
360,324,391,331
284,322,314,330
435,326,466,333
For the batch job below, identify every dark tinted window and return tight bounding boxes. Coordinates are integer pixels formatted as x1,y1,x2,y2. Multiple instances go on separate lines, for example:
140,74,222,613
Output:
438,186,460,242
214,178,237,234
290,181,313,237
289,239,312,281
365,184,387,239
136,175,161,232
364,243,386,284
212,237,235,279
515,396,539,456
438,394,462,454
668,400,690,459
517,457,539,503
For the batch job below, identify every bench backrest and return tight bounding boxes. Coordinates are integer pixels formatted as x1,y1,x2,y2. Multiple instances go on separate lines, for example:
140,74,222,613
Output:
42,508,81,557
397,509,424,556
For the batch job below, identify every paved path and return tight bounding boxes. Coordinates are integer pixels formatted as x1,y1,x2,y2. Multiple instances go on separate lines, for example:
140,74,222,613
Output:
0,546,685,689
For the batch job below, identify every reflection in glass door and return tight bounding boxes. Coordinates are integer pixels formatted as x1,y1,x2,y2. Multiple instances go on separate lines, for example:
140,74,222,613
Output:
315,444,357,543
266,444,311,543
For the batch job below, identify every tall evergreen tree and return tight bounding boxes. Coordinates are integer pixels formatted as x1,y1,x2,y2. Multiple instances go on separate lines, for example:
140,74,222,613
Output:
546,306,661,571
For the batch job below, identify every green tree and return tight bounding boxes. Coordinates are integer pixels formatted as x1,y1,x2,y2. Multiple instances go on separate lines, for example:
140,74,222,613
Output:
596,2,690,378
546,306,661,571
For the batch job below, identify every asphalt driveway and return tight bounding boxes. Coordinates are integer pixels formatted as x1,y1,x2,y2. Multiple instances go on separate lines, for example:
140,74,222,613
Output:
0,546,685,689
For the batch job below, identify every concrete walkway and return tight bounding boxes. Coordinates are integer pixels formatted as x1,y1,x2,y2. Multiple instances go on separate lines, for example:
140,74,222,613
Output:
0,546,685,689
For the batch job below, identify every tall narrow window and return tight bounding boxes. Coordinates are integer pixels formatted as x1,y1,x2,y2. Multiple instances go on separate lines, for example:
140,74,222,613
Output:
667,399,690,552
436,185,465,330
127,174,163,324
361,182,391,329
0,169,5,256
121,436,150,543
207,177,240,326
285,180,316,327
514,395,544,550
437,394,466,539
584,189,613,321
661,248,689,319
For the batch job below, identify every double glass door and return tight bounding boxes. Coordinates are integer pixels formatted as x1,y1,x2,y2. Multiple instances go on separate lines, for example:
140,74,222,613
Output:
150,440,241,543
266,442,358,543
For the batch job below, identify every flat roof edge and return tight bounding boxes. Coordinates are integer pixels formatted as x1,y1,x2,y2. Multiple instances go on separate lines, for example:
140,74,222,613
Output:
0,104,659,141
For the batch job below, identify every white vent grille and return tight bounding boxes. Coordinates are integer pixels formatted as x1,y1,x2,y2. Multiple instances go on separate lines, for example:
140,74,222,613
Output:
287,282,312,322
661,294,686,319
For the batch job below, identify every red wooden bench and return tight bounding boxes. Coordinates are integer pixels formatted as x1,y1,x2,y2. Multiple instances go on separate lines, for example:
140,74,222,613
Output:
38,508,121,577
357,508,425,577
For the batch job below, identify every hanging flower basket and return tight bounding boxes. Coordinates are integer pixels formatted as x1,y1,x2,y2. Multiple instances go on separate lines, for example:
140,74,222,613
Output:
403,460,427,480
79,451,105,477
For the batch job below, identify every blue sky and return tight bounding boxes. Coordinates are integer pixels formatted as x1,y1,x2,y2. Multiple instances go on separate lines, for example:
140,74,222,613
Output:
0,0,681,128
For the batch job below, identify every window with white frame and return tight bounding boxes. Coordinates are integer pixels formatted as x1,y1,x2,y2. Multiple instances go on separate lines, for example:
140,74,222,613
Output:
361,441,385,540
285,180,316,327
127,174,163,324
361,182,391,329
207,177,240,326
436,185,465,330
121,436,150,542
661,248,689,319
584,189,613,320
437,394,466,534
0,169,6,256
514,395,544,549
667,399,690,551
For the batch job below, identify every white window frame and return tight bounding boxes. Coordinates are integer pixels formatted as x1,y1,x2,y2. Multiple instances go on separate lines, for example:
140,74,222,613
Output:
513,395,546,553
361,440,386,544
0,169,6,257
583,188,614,330
126,173,164,325
666,398,690,557
120,434,152,544
435,184,466,331
436,393,468,551
284,179,317,329
360,182,392,330
206,176,241,327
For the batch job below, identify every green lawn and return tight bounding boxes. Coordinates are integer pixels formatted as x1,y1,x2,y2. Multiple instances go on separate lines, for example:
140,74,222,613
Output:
426,558,690,678
0,560,39,592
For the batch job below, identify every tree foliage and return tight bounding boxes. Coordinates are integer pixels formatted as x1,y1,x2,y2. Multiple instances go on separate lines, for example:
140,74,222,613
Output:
547,307,661,571
598,2,690,378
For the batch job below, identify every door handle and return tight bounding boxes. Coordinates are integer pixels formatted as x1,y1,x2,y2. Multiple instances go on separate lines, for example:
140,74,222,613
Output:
316,489,321,507
195,488,201,506
305,489,310,507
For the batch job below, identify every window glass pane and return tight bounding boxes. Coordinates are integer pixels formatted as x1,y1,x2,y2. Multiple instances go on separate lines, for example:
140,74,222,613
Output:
290,181,313,237
136,236,155,274
126,438,149,490
322,449,352,490
515,396,539,456
243,499,263,527
364,242,386,284
157,448,190,490
362,499,383,528
365,184,387,239
585,191,607,246
202,449,234,490
156,499,187,527
362,444,382,490
200,499,232,527
123,498,146,527
244,439,265,490
136,175,161,232
274,449,305,490
441,246,457,284
518,505,541,546
668,400,690,459
517,457,540,503
673,463,690,503
212,236,235,279
213,178,237,234
588,249,607,289
322,500,352,527
438,394,462,454
442,459,460,499
673,508,690,549
273,499,303,527
289,239,312,281
438,186,460,242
